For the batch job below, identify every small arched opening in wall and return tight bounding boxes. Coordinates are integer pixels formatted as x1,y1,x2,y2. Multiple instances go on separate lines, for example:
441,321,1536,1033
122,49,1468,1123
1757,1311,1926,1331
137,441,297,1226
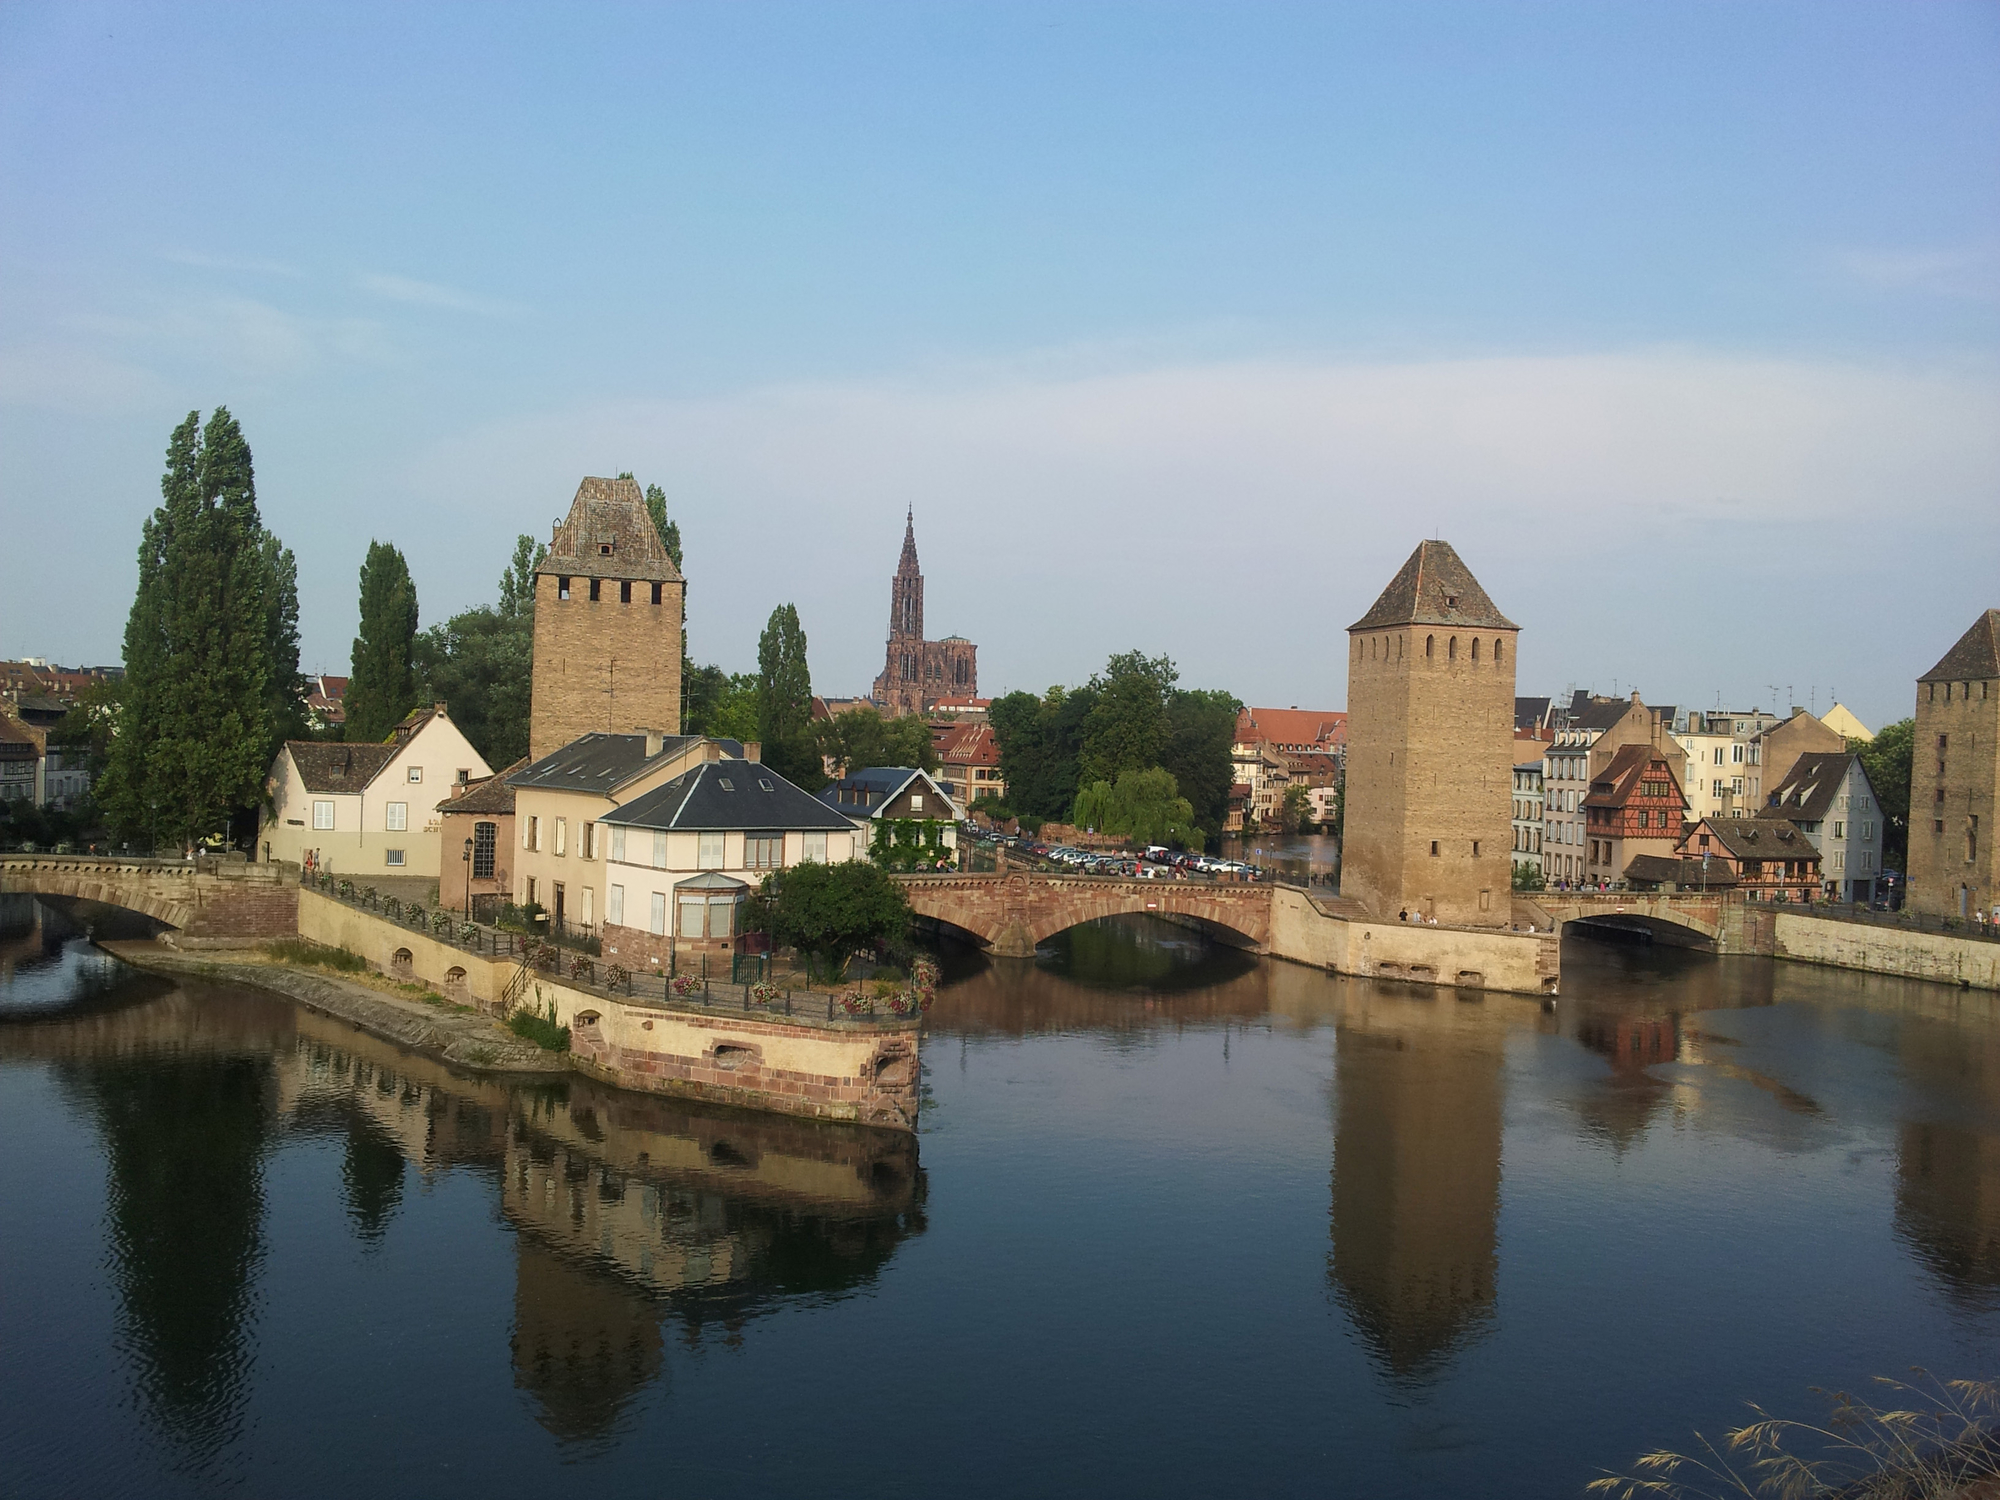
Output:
710,1041,760,1072
871,1045,915,1090
443,966,468,1001
573,1010,602,1034
390,947,414,978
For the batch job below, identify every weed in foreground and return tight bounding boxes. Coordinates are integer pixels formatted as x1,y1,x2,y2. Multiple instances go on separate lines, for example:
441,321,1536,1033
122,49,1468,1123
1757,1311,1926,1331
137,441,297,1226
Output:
265,938,368,973
1588,1371,2000,1500
506,1000,570,1053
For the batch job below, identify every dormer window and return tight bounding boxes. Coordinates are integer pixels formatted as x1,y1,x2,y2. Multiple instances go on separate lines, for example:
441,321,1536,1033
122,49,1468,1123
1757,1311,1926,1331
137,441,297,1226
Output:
599,543,612,556
1445,594,1459,608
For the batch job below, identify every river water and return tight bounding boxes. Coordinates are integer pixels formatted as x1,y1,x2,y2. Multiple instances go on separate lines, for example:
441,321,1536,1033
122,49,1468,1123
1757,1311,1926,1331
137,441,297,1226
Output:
2,895,1996,1498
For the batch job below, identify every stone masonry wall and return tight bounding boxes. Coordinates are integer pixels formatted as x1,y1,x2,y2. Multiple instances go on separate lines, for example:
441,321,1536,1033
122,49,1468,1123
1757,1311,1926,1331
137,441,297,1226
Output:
529,571,685,761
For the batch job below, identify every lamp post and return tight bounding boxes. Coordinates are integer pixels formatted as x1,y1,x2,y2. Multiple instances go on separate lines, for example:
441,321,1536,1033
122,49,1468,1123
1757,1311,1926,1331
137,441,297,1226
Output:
462,837,473,923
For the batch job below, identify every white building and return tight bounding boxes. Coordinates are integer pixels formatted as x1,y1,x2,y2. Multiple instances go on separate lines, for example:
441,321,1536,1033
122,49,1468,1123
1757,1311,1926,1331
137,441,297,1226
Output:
1512,761,1544,878
260,705,492,877
1672,708,1779,823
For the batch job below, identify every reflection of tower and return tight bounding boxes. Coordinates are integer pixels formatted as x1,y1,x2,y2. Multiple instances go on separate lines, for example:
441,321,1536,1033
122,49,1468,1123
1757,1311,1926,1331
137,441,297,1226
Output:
511,1242,665,1443
59,1051,272,1453
1897,1124,2000,1305
1328,1009,1503,1384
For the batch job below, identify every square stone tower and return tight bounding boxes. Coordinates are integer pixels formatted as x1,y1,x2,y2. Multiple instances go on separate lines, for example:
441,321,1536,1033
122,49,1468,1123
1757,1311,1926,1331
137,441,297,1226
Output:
1909,608,2000,920
1343,541,1519,926
529,477,686,761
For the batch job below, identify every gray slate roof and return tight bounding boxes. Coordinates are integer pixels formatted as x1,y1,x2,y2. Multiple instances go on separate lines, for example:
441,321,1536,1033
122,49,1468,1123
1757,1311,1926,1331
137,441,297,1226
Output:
508,733,741,795
287,740,398,794
1920,609,2000,683
1515,696,1551,732
435,757,528,815
602,760,854,832
1692,818,1820,862
1348,540,1518,633
817,766,956,816
1758,751,1863,824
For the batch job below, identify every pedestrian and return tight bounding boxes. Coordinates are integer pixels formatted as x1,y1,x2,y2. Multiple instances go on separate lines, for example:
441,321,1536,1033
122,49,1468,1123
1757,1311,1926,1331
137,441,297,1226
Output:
1398,908,1409,922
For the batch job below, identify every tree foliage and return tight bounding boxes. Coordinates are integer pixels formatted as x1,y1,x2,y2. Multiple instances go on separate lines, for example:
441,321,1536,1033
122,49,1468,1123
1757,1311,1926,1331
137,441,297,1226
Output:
1072,766,1200,847
344,540,419,743
814,706,939,777
414,534,544,767
643,482,683,572
990,684,1097,822
750,860,910,978
1277,783,1314,834
1856,718,1913,870
101,409,304,845
755,604,822,789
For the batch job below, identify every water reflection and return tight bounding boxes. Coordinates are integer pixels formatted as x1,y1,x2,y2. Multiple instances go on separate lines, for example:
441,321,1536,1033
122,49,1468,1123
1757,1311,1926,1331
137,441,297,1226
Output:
0,975,924,1454
1035,913,1260,992
0,895,161,1016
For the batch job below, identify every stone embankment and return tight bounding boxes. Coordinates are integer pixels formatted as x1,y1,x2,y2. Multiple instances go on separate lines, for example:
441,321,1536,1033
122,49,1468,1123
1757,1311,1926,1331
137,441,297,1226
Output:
103,943,567,1074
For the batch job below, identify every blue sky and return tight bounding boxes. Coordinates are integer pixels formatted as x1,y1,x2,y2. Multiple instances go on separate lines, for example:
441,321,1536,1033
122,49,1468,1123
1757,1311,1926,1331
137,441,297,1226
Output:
2,2,1996,732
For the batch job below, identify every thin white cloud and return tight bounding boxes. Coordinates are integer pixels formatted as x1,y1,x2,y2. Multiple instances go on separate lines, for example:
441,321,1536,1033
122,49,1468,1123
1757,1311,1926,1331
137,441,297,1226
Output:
356,272,523,319
1830,245,1999,301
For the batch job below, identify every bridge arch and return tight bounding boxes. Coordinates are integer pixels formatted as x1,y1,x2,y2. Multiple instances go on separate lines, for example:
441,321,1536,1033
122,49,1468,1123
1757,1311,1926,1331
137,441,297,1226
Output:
1530,893,1726,949
0,856,297,942
898,874,1272,959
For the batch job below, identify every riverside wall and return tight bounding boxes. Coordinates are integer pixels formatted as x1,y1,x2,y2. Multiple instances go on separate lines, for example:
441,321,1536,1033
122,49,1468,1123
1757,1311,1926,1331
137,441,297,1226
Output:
1266,885,1560,996
1770,910,2000,992
295,889,922,1129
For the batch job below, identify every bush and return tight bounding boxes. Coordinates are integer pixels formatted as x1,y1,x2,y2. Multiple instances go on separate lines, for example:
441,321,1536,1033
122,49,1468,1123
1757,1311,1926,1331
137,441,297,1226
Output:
266,938,367,973
507,999,570,1052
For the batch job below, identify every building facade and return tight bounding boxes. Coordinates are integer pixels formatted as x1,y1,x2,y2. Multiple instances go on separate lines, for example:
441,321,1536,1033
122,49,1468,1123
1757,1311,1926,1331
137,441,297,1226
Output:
530,477,687,761
1676,818,1822,903
1756,750,1884,905
1672,707,1779,823
871,513,977,717
936,720,1005,812
1542,694,1681,888
1909,609,2000,922
261,705,492,877
1232,707,1346,828
1511,761,1544,878
1582,743,1688,886
1343,540,1518,926
436,757,525,921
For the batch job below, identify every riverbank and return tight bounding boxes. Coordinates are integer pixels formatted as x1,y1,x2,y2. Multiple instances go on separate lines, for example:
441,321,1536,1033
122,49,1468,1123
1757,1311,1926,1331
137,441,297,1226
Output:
100,941,570,1075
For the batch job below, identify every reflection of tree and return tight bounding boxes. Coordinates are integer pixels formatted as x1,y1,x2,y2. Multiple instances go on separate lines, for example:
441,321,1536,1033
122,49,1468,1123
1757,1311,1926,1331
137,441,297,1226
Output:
60,1051,271,1458
511,1242,665,1444
342,1112,406,1246
1329,1010,1503,1387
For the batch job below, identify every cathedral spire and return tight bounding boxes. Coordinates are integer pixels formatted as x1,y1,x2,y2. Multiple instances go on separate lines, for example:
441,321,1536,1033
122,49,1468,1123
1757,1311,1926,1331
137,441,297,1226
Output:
899,508,919,573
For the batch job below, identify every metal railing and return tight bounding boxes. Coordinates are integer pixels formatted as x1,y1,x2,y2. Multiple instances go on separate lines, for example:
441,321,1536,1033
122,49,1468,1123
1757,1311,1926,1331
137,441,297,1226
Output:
309,871,925,1025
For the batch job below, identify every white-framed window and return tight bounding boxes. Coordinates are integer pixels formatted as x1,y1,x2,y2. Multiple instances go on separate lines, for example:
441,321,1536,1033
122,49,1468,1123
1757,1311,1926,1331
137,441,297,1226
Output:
678,894,705,939
554,818,567,856
385,849,406,867
312,800,334,830
698,831,724,869
746,834,782,869
1833,821,1844,839
649,891,666,936
611,826,626,862
408,766,422,783
1834,851,1846,871
651,831,667,869
803,831,827,863
385,801,409,832
608,884,624,926
910,793,924,813
1862,821,1874,840
583,822,596,860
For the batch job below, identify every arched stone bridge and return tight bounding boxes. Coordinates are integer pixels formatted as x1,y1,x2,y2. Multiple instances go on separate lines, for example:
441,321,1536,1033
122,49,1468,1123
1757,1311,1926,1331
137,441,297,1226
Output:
0,854,298,942
1526,890,1752,951
896,872,1275,958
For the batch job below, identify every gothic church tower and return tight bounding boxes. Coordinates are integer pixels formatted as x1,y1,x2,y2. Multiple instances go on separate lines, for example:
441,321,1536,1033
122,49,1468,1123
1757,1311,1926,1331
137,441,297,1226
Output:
1343,541,1518,926
872,512,977,717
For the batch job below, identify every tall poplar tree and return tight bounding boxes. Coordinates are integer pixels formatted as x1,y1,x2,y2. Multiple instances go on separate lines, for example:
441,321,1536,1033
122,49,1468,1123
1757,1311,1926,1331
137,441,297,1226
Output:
345,541,419,743
756,603,821,789
102,408,302,847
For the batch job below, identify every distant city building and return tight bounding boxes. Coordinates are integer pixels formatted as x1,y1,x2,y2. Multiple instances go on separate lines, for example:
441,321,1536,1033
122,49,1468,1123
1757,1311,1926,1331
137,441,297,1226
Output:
1343,540,1517,926
1909,608,1999,921
529,477,686,761
1543,693,1681,887
1672,707,1780,823
1821,702,1874,743
305,673,348,733
1511,758,1544,877
871,513,977,717
1675,817,1822,903
936,720,1005,812
1232,707,1346,827
1756,751,1883,904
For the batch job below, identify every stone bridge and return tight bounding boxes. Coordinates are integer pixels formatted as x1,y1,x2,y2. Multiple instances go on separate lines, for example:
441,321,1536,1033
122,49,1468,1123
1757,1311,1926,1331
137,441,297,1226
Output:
897,872,1276,958
1524,890,1756,951
0,854,299,944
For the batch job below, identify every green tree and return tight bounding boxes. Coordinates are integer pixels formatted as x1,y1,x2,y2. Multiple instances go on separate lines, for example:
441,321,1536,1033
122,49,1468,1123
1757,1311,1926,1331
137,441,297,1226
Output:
643,482,682,572
814,706,939,777
750,860,911,978
1072,766,1200,847
1161,687,1240,837
414,534,544,767
1511,862,1546,892
755,604,821,789
101,408,303,847
1277,783,1313,834
1856,718,1913,870
49,678,125,783
1077,651,1177,790
344,541,419,743
990,683,1100,821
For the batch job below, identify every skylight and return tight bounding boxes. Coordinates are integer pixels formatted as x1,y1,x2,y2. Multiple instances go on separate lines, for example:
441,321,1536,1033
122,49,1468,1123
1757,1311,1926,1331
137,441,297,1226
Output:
718,779,734,791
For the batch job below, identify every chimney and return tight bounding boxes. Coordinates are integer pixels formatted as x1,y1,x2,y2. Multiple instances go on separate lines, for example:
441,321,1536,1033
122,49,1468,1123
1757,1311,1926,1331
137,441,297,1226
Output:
743,741,762,763
704,740,724,762
644,729,663,757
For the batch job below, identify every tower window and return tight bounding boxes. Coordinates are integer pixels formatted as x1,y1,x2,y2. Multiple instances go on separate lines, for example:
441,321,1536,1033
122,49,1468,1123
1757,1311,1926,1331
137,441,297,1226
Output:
1448,636,1457,661
620,580,631,604
589,578,601,602
1471,638,1480,662
558,576,570,600
652,581,663,604
1425,635,1434,659
1430,840,1439,856
1494,639,1503,665
599,543,612,555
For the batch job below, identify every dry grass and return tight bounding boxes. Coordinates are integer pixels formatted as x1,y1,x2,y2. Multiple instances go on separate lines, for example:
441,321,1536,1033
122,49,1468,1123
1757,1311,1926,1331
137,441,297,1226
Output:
1589,1373,2000,1499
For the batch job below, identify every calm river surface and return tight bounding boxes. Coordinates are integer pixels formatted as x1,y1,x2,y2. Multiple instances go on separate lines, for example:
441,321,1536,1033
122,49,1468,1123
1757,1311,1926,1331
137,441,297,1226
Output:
2,895,1997,1498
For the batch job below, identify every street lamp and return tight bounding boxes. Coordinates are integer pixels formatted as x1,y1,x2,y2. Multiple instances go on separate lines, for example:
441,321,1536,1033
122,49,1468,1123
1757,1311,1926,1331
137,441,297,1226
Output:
462,837,473,923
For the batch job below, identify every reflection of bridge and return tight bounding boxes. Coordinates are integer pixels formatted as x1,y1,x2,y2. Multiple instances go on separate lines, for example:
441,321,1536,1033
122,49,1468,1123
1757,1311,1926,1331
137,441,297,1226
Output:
0,854,297,940
898,872,1284,958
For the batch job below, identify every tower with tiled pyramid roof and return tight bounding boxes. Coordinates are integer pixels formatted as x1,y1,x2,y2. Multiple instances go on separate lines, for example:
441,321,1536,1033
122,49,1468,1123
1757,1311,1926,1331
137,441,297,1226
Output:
1910,608,2000,920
